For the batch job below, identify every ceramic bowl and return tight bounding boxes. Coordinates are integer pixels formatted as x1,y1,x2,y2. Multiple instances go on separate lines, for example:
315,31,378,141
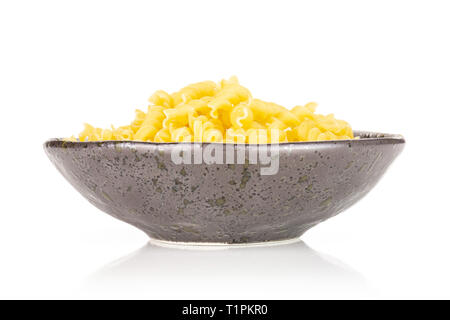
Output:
44,131,404,245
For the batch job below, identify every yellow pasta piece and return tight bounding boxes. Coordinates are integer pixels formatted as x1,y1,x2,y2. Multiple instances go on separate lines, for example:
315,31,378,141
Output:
225,128,247,144
79,123,97,142
163,105,194,128
307,127,322,141
216,109,232,128
130,109,146,133
171,127,193,142
202,120,219,132
266,117,288,131
230,104,254,129
292,119,315,141
291,105,315,121
113,126,134,140
208,82,251,119
276,110,301,128
249,99,278,123
247,129,268,144
317,131,337,141
154,128,171,142
100,129,113,140
172,81,217,106
188,99,211,116
208,98,233,119
64,135,77,142
203,128,223,143
250,121,266,129
268,129,287,143
134,106,165,141
192,119,204,142
148,90,173,108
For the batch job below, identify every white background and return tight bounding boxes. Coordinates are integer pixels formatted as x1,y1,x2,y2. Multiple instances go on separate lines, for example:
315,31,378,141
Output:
1,0,449,299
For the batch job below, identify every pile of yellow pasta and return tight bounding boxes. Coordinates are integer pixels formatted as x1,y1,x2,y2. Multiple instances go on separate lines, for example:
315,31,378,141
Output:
70,77,353,143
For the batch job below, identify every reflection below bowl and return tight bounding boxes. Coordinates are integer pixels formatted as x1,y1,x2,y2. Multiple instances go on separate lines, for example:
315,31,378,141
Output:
86,241,371,299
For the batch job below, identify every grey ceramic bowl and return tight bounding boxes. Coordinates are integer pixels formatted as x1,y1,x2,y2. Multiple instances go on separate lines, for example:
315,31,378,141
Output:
44,131,404,245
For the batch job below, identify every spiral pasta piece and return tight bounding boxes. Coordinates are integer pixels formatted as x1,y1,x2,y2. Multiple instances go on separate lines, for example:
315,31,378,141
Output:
203,128,223,143
225,128,247,144
230,104,254,129
172,81,217,106
130,109,146,133
154,128,171,142
148,90,173,108
134,106,165,141
171,127,193,142
247,129,269,144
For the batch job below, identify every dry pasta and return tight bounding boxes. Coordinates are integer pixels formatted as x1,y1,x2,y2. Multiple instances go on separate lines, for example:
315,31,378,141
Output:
70,77,354,143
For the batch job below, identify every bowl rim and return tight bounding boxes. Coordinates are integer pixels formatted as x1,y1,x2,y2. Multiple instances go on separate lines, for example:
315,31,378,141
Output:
44,130,405,147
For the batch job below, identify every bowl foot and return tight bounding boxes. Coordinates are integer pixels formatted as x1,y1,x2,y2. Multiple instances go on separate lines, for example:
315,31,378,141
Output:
147,236,302,250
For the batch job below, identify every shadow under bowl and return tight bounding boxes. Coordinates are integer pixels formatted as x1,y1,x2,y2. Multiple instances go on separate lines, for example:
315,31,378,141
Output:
44,131,404,245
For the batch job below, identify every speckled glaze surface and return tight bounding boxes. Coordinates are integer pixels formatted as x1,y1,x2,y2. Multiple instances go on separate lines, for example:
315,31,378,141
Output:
44,131,404,244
